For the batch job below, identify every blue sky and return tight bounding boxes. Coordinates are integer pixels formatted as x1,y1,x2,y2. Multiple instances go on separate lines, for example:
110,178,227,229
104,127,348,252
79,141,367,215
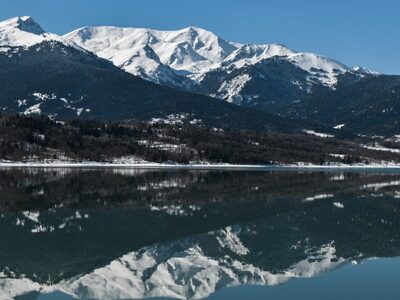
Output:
1,0,399,74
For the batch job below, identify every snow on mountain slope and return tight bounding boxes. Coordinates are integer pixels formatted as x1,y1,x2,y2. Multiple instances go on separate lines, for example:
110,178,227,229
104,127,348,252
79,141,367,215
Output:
1,16,358,90
194,43,354,104
65,24,356,87
0,16,80,50
206,44,352,87
353,65,380,75
65,26,238,83
0,16,375,116
211,74,252,103
219,44,296,69
288,52,351,86
65,23,364,108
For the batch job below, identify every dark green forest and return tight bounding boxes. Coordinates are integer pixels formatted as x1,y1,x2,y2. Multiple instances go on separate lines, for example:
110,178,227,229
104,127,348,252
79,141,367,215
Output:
0,113,399,165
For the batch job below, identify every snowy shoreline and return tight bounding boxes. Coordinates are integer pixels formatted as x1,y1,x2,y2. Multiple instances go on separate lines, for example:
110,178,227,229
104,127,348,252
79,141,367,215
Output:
1,162,400,172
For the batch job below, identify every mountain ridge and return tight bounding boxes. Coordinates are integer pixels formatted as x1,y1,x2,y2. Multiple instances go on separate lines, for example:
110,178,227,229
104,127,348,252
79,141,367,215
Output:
65,23,360,93
0,16,81,50
1,16,399,137
0,16,331,135
64,21,400,136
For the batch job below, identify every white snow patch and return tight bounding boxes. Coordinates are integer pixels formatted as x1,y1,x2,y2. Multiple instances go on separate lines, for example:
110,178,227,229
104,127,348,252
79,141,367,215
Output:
215,226,250,256
23,104,41,115
333,202,344,209
329,154,346,159
333,124,345,129
330,174,345,181
303,130,334,138
363,144,400,154
215,74,251,104
21,211,40,223
304,194,334,202
362,180,400,191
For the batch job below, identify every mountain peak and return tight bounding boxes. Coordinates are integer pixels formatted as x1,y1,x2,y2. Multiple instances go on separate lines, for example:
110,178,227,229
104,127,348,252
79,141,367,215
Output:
353,65,379,75
0,16,45,35
66,25,239,74
15,16,45,34
0,16,49,47
0,16,83,50
181,25,212,35
183,25,203,31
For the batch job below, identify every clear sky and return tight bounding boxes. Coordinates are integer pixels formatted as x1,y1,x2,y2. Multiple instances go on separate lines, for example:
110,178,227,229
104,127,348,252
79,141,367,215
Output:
1,0,399,74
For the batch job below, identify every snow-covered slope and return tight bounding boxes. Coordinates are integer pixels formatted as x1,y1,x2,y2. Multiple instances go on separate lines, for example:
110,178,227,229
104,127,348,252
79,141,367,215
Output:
0,16,360,92
65,25,354,87
215,43,351,84
1,16,315,134
219,44,296,69
0,16,377,111
353,65,380,75
64,26,237,88
287,52,351,86
0,16,80,50
65,24,364,107
0,16,384,134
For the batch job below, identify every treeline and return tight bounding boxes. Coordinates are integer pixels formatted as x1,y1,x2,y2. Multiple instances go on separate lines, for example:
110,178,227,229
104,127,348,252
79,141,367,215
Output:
0,113,399,165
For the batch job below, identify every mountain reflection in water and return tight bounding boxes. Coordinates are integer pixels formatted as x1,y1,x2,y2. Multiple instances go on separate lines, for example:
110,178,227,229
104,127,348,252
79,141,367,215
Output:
1,169,400,299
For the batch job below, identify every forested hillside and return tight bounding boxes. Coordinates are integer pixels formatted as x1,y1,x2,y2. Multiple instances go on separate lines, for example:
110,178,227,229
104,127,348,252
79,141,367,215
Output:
1,114,399,165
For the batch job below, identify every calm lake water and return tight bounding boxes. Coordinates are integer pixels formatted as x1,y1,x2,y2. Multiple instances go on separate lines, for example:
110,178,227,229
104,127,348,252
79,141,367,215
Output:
1,168,400,299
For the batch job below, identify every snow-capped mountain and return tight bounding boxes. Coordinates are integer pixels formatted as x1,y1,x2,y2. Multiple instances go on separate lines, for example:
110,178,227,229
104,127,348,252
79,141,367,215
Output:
0,16,80,50
64,26,237,89
353,65,380,75
0,16,322,134
204,43,352,87
65,24,362,106
66,23,400,137
65,26,237,73
2,16,398,136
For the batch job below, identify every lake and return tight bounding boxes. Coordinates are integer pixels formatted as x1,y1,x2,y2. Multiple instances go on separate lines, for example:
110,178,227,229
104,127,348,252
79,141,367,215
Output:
1,168,400,299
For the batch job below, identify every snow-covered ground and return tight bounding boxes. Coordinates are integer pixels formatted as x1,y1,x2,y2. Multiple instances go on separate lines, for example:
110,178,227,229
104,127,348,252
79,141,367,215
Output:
362,144,400,154
1,160,400,171
304,194,334,202
303,129,334,138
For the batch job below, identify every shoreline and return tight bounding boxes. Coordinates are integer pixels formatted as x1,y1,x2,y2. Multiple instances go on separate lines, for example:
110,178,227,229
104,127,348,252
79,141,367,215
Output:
1,162,400,172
